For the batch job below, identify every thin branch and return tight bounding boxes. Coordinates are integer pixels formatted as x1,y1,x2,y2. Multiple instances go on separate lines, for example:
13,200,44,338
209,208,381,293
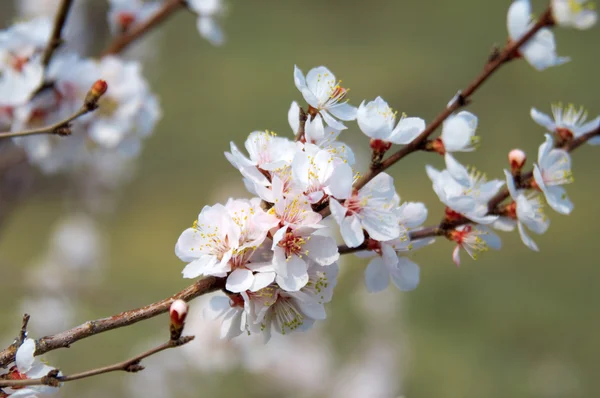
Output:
0,106,90,139
337,226,445,256
0,276,223,368
41,0,75,69
295,107,308,141
352,8,554,193
0,336,194,388
101,0,185,56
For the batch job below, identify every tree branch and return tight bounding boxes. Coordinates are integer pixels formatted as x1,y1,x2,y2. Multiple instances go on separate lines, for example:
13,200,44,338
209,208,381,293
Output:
352,8,554,192
0,106,90,139
0,336,194,388
0,276,223,368
41,0,75,69
101,0,185,56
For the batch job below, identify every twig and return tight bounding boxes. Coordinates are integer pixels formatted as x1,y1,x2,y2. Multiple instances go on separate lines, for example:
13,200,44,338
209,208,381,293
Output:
0,337,194,388
0,276,223,368
352,8,554,192
101,0,185,56
337,226,445,256
0,107,90,139
41,0,75,69
295,107,307,141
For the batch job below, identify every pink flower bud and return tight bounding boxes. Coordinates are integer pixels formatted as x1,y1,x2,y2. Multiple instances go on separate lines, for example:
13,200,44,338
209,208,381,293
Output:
169,299,188,328
508,149,526,173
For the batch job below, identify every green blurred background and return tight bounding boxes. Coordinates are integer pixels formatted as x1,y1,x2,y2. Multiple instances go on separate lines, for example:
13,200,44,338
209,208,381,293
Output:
1,1,599,397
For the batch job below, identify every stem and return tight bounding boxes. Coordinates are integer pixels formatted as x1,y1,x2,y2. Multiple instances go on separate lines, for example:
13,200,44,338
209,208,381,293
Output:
0,337,194,388
0,277,224,368
101,0,185,56
0,107,90,139
352,8,554,192
41,0,75,68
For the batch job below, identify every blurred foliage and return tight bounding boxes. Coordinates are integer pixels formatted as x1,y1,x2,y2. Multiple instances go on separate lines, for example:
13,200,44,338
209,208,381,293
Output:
1,1,599,397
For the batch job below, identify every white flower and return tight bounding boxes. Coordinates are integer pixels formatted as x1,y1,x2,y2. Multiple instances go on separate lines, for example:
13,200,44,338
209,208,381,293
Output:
426,154,503,224
551,0,597,29
250,262,338,341
107,0,162,35
271,225,339,291
330,173,401,248
187,0,226,46
288,105,356,165
449,224,501,266
225,131,296,189
0,338,60,396
175,198,278,292
356,96,425,144
533,134,574,214
436,111,479,153
0,18,51,106
507,0,570,71
291,143,353,203
294,65,357,130
530,104,600,144
504,170,550,251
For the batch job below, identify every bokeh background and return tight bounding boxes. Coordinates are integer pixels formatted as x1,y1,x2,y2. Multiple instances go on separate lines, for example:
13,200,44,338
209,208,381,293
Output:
1,1,599,397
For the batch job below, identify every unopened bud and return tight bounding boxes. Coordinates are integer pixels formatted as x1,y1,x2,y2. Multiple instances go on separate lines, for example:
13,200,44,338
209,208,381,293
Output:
84,79,108,110
508,149,526,173
54,125,72,136
170,299,188,327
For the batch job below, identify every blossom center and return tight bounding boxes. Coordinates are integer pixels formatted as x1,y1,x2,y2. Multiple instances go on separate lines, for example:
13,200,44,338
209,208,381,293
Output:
344,193,362,215
118,12,136,30
278,231,307,257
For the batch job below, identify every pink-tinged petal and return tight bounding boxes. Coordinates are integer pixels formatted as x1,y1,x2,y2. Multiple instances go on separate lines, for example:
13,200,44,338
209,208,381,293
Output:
388,116,426,144
295,298,327,320
380,243,399,267
16,338,35,373
504,169,519,199
220,308,244,340
493,217,517,231
518,222,539,251
275,255,309,292
206,295,232,320
361,209,401,241
304,113,326,142
397,202,428,228
226,269,255,293
389,257,420,291
304,235,340,265
452,245,461,266
329,102,357,121
364,257,390,293
271,226,288,247
530,108,556,131
340,214,365,248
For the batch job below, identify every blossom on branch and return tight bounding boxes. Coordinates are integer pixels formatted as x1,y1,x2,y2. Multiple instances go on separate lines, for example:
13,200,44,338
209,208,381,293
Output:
187,0,226,46
107,0,162,34
551,0,597,30
530,104,600,145
533,134,574,214
507,0,570,70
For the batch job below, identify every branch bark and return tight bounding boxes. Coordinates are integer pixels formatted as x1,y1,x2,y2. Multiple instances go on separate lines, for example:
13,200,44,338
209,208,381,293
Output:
0,106,91,139
41,0,75,68
101,0,185,56
0,276,224,368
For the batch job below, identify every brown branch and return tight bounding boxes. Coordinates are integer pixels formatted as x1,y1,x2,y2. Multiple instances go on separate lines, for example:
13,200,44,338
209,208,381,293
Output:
295,107,308,141
0,106,90,139
41,0,75,68
101,0,185,56
0,276,223,368
352,8,554,192
0,336,194,388
337,226,445,256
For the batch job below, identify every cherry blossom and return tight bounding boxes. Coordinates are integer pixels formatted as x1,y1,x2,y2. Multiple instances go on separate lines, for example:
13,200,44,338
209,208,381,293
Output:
294,65,357,130
507,0,570,70
430,111,480,153
533,134,574,214
187,0,226,46
449,224,502,266
107,0,162,35
551,0,597,29
530,104,600,145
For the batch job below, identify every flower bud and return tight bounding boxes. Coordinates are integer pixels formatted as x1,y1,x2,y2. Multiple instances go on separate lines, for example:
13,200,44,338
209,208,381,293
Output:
170,299,188,327
84,79,108,110
508,149,526,173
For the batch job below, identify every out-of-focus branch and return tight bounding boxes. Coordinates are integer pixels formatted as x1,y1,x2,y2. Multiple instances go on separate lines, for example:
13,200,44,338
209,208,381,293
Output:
101,0,185,56
0,276,224,368
0,336,194,388
0,106,90,139
41,0,75,68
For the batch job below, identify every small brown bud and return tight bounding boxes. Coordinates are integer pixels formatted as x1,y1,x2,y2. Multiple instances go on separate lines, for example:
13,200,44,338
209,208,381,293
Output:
54,125,72,136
